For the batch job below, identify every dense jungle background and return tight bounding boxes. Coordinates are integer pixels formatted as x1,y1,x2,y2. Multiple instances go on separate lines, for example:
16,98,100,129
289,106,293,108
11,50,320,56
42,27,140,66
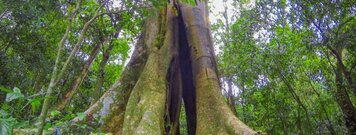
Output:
0,0,355,134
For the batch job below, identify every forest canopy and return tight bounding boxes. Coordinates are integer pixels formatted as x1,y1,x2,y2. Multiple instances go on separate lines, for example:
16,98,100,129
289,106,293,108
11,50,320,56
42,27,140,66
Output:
0,0,355,134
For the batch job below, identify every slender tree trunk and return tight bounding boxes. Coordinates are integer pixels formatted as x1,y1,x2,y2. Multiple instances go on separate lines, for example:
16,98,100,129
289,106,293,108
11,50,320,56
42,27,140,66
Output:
91,35,116,105
227,76,238,116
221,0,237,116
306,73,336,135
297,107,303,134
37,1,108,134
32,72,43,92
36,1,81,134
241,79,247,122
334,49,356,134
92,58,106,104
55,39,103,110
328,46,356,95
279,72,313,132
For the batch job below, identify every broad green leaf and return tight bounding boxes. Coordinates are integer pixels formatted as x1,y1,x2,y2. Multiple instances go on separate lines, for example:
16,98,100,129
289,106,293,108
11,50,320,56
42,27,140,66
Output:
29,98,42,113
0,117,15,135
0,119,11,135
0,86,12,93
5,87,24,102
44,122,51,130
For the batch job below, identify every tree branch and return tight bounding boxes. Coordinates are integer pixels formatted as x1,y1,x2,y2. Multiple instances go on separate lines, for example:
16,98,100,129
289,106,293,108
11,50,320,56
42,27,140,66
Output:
54,0,108,85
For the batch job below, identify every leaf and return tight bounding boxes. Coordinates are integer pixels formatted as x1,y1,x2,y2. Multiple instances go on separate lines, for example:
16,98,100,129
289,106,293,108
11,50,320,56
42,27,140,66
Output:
5,87,24,102
76,112,86,121
13,120,29,128
0,86,12,93
50,110,61,117
44,122,51,130
63,113,76,121
0,110,7,118
0,119,11,135
29,98,41,113
0,117,16,135
106,26,116,33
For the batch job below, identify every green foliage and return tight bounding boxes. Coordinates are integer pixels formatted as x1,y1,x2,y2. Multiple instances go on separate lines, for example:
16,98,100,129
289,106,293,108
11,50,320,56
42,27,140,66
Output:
0,0,354,134
151,0,168,8
0,117,14,135
112,38,130,60
5,87,24,102
179,105,188,135
215,0,355,134
50,110,61,118
0,110,29,135
0,0,139,133
180,0,197,6
0,86,12,93
29,98,42,113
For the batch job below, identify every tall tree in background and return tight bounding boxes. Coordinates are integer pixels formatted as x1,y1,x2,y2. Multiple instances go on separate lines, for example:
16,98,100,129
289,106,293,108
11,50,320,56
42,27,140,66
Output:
297,1,356,133
215,0,355,134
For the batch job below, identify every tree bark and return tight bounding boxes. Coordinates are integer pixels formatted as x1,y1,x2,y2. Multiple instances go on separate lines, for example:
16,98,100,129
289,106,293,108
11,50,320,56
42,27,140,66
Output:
71,17,150,134
179,3,255,134
55,38,103,110
328,46,356,95
334,49,356,134
91,33,117,105
75,2,255,135
36,1,82,134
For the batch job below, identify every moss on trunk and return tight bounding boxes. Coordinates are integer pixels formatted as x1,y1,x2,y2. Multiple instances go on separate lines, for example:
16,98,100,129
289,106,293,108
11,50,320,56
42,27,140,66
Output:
71,17,150,134
123,5,179,134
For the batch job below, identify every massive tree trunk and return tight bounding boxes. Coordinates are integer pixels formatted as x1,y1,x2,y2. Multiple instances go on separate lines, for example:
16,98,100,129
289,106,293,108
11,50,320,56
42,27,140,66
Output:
75,2,256,135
